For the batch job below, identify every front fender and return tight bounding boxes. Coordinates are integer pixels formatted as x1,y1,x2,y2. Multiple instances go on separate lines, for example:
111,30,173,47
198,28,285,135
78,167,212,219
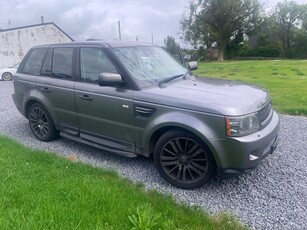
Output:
136,110,225,165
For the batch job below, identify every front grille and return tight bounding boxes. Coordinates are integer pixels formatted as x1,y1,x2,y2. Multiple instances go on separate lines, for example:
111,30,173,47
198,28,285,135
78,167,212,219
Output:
258,103,272,123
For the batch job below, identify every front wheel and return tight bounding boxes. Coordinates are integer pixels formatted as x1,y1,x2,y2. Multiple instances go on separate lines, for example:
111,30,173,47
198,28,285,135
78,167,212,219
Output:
2,72,13,81
154,130,216,189
28,103,58,141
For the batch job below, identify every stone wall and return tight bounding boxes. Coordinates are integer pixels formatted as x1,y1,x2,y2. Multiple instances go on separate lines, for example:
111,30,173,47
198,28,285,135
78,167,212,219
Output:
0,23,72,68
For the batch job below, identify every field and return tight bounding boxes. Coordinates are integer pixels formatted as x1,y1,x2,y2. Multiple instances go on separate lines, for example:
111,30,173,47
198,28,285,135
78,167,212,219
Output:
193,60,307,115
0,135,244,230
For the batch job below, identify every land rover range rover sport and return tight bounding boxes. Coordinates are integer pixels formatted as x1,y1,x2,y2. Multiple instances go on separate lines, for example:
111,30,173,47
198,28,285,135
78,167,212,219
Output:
12,41,280,189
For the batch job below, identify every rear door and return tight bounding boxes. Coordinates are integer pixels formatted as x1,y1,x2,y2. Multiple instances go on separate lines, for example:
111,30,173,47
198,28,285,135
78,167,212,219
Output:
13,48,47,114
35,47,78,134
74,47,135,152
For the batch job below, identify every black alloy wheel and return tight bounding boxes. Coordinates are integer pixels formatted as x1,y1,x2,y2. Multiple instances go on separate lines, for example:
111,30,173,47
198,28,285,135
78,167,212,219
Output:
2,72,13,81
28,103,57,141
155,130,216,189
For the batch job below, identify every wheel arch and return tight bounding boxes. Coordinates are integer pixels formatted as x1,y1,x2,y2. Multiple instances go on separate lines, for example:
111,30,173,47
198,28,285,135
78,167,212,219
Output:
26,99,59,141
146,117,222,167
25,99,44,119
24,98,58,126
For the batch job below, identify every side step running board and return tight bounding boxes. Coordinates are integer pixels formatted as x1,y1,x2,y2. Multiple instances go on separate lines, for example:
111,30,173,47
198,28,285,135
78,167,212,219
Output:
60,132,138,158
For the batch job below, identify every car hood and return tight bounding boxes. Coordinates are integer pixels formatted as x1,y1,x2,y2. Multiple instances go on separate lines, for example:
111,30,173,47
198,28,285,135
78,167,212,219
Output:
134,77,270,116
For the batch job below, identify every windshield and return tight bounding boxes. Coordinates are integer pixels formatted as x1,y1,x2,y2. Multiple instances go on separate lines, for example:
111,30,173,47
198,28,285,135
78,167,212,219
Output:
11,62,20,69
112,46,187,87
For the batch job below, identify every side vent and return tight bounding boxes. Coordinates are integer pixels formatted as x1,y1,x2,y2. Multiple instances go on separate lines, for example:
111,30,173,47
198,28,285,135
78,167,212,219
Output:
135,106,155,117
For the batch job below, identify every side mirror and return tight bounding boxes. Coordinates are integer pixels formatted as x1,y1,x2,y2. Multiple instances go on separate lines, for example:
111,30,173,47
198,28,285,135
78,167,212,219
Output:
98,73,125,86
188,61,198,71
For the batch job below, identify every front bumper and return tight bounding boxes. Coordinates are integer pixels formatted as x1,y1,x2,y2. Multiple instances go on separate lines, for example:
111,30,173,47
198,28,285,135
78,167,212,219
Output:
211,111,280,177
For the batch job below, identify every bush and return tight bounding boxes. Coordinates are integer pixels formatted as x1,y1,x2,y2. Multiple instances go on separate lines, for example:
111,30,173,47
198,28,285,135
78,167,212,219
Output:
284,49,296,59
239,47,280,57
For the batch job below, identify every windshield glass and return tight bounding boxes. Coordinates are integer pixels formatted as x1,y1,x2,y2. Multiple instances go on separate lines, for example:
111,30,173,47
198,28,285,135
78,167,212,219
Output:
10,63,20,68
112,46,187,87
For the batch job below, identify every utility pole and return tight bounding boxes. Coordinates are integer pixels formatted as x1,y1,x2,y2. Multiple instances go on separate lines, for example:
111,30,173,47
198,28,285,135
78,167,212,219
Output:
118,20,121,40
136,35,138,41
8,19,11,28
151,33,154,43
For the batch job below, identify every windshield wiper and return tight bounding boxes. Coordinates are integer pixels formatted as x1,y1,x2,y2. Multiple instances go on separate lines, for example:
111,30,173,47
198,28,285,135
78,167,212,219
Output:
158,71,189,87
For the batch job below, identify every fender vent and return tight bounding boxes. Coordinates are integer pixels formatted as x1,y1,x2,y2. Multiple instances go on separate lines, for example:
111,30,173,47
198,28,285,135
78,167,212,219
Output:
135,106,155,117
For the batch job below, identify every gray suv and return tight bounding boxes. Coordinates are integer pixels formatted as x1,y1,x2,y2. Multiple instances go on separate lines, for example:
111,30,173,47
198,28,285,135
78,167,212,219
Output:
12,41,280,189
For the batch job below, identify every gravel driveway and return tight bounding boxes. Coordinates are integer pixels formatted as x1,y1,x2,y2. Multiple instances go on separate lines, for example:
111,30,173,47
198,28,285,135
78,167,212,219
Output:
0,81,306,229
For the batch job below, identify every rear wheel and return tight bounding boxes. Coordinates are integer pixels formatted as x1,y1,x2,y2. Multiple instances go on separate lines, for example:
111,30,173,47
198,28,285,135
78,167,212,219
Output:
154,129,216,189
2,72,13,81
28,103,58,141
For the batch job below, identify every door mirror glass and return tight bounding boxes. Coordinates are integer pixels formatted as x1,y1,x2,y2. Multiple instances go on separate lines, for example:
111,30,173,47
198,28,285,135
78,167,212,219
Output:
188,61,198,71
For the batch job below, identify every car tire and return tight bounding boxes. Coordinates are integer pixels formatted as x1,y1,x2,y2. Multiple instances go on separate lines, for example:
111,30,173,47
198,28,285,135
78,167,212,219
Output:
28,103,58,141
154,129,216,189
2,72,13,81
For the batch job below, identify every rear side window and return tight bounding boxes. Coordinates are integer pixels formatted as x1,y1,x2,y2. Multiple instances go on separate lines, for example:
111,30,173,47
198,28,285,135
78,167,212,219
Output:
51,48,74,80
22,48,47,75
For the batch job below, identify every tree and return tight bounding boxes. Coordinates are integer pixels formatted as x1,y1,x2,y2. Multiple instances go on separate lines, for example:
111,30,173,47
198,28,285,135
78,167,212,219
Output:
243,16,282,57
250,17,280,47
181,0,261,61
273,1,303,51
164,36,179,56
291,28,307,58
163,36,183,62
302,4,307,31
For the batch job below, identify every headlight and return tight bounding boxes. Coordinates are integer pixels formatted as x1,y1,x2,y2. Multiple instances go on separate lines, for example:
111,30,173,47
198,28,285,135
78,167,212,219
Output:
226,113,260,137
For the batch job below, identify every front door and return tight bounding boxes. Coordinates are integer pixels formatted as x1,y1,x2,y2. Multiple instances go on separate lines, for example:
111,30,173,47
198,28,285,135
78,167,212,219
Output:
74,47,135,152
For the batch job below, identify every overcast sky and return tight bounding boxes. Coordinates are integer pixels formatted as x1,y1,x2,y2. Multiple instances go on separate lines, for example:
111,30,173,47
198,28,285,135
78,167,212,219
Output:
0,0,306,46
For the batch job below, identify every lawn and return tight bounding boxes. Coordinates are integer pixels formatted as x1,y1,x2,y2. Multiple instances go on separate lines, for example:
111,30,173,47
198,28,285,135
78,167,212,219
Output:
0,135,245,230
193,60,307,115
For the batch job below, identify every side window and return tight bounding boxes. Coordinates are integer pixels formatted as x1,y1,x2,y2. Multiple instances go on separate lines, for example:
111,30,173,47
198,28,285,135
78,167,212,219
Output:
22,48,47,75
40,48,53,76
52,48,73,80
80,48,118,83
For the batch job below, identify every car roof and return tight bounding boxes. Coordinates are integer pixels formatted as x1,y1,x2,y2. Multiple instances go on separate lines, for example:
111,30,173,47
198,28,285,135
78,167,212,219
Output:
32,41,159,49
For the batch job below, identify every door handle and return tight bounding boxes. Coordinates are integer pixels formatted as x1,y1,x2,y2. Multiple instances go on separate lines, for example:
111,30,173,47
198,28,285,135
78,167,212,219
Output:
79,95,93,101
40,87,51,93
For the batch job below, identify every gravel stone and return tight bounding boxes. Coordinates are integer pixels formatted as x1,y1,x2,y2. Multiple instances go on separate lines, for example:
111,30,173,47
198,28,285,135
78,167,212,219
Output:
1,81,306,229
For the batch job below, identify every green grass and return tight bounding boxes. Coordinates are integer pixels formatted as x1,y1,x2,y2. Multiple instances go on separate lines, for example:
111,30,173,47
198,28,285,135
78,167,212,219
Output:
193,60,307,115
0,135,245,230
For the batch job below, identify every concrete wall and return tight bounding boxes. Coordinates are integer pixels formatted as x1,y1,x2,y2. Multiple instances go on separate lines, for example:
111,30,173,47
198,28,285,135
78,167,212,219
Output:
0,23,72,68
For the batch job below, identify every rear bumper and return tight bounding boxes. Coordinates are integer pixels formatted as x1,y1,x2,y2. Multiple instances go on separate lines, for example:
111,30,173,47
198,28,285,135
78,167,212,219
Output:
12,93,26,117
210,111,280,177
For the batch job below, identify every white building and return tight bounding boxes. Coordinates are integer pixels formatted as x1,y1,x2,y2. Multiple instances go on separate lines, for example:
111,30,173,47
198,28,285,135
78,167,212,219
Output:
0,22,73,68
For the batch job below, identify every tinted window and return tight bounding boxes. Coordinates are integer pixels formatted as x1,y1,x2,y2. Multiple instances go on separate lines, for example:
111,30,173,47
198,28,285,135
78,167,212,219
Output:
22,48,47,75
80,48,118,83
52,48,73,80
40,48,53,76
